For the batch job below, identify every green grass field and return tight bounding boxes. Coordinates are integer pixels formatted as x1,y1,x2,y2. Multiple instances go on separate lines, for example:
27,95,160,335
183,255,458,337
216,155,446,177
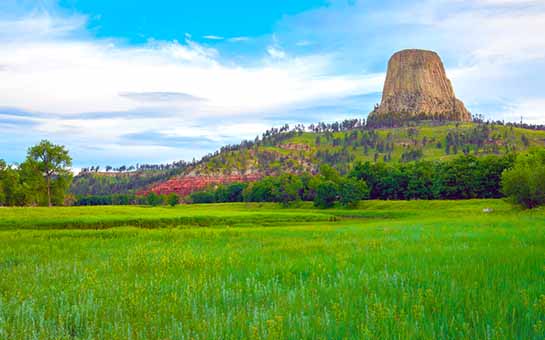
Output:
1,200,544,339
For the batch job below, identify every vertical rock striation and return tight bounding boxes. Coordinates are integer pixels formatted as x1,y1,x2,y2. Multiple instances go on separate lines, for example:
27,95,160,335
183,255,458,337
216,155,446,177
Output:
369,49,471,122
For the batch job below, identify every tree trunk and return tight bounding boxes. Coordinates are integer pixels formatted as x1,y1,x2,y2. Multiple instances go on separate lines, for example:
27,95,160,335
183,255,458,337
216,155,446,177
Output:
47,175,51,207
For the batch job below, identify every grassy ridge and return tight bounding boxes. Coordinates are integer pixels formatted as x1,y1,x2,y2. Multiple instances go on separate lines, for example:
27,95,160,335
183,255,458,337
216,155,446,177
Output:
1,201,544,339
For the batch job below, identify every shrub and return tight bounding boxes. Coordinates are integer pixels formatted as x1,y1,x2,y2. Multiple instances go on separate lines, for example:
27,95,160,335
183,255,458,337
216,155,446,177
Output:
167,193,180,207
243,179,275,202
190,191,216,204
314,181,338,209
338,179,369,207
146,192,163,206
501,150,545,208
215,182,246,202
271,174,304,206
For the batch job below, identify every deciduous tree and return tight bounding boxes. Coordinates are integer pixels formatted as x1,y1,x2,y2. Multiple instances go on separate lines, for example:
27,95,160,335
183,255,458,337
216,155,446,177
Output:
25,140,72,207
502,150,545,208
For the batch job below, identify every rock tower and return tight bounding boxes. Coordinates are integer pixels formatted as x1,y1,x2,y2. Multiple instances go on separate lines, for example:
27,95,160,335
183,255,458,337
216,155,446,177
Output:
369,49,471,122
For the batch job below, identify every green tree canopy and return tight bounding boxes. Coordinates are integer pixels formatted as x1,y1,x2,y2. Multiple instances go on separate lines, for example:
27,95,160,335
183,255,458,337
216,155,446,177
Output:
146,192,164,206
501,150,545,208
167,193,180,207
25,140,72,206
271,174,304,206
338,178,369,207
314,180,338,209
0,160,6,205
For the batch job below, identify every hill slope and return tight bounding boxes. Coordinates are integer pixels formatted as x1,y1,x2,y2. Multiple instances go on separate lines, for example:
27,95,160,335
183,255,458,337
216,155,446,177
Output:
70,165,188,196
188,122,543,174
127,121,545,197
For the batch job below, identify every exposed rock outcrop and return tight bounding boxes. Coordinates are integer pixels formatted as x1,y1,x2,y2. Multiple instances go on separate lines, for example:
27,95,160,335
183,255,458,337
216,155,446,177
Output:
138,174,262,197
369,49,471,122
280,143,312,151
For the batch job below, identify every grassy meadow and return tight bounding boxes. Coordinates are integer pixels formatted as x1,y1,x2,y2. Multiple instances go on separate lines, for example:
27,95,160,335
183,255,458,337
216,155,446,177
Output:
1,200,545,339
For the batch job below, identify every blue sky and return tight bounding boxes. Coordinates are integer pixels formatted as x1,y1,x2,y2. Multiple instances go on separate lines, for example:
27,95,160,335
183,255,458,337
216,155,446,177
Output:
1,0,544,169
58,0,329,43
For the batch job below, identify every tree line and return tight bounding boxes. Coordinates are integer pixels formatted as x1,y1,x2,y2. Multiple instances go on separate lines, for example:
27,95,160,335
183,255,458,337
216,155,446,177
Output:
350,155,514,200
185,155,514,207
73,152,545,210
189,165,369,208
80,160,190,174
3,140,544,210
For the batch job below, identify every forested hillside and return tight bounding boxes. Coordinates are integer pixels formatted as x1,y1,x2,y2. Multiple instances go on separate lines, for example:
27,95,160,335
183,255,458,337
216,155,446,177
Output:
190,120,545,176
70,162,189,196
70,119,545,196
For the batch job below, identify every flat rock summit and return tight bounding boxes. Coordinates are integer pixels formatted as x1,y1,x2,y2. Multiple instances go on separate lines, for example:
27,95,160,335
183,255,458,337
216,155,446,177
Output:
370,49,471,122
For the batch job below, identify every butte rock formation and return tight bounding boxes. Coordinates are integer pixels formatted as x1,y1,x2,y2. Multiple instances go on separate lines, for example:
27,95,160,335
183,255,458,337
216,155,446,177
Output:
369,49,471,123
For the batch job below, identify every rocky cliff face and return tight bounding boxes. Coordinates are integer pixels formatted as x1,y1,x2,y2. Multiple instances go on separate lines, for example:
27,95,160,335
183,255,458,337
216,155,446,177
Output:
370,49,471,122
138,174,262,197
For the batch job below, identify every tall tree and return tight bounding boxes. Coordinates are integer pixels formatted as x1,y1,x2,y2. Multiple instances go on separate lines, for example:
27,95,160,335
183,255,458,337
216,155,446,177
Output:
26,140,72,207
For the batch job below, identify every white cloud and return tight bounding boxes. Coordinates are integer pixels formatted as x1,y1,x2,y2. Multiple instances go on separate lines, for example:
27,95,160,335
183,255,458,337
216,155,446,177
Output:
431,1,545,64
4,0,545,166
0,15,377,117
119,92,207,103
501,99,545,124
275,0,545,121
266,46,286,59
203,35,224,40
296,40,313,47
266,34,287,59
0,12,86,41
402,0,545,116
228,36,250,42
0,12,383,165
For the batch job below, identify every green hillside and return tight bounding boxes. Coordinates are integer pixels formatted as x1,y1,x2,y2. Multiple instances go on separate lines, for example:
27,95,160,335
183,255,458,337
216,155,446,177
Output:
70,166,188,196
70,121,545,196
193,121,545,176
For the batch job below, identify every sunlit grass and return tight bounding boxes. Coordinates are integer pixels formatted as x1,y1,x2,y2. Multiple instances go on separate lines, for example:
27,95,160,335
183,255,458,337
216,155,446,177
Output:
0,200,544,339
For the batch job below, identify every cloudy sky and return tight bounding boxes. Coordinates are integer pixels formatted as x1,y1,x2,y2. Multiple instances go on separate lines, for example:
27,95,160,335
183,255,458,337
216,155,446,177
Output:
1,0,544,168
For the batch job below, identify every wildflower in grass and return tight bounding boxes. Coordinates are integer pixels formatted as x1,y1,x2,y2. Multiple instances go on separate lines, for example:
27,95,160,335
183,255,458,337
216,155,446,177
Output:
533,320,543,335
265,316,284,339
412,304,424,320
244,325,257,340
424,288,438,312
520,289,530,307
357,324,372,338
535,294,545,313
